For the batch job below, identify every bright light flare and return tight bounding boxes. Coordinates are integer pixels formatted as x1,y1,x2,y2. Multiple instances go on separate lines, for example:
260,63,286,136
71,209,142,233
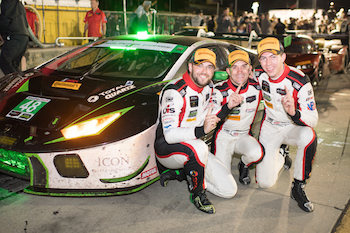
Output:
61,112,121,139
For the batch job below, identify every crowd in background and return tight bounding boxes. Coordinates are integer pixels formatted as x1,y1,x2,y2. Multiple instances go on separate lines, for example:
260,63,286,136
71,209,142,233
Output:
103,6,350,37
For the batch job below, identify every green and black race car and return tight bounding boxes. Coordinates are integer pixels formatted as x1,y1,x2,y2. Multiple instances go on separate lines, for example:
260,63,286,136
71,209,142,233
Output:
0,34,258,196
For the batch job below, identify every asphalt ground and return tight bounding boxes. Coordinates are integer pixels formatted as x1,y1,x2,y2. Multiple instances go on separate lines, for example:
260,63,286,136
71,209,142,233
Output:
0,71,350,233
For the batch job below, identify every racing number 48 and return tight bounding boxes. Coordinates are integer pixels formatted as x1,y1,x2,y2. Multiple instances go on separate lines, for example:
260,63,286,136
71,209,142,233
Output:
19,100,42,113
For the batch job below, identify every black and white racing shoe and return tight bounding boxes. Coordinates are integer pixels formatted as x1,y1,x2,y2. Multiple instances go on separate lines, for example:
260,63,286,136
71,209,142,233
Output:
190,190,216,214
291,180,314,212
280,144,292,170
238,160,251,185
159,169,184,187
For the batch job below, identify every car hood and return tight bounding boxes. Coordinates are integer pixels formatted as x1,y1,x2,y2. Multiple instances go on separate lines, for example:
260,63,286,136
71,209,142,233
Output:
0,70,165,152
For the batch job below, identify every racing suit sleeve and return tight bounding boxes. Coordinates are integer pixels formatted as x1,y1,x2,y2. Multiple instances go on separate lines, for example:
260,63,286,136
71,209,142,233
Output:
160,89,204,144
290,82,318,128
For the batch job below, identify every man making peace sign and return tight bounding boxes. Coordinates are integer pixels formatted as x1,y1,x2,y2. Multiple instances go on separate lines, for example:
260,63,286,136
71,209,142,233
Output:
255,37,318,212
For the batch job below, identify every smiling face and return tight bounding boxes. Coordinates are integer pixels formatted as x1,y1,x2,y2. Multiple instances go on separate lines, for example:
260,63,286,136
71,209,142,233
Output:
226,60,251,86
259,51,286,80
91,0,99,11
188,62,215,88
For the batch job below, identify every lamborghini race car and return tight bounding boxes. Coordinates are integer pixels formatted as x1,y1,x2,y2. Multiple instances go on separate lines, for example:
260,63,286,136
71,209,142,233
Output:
0,35,258,196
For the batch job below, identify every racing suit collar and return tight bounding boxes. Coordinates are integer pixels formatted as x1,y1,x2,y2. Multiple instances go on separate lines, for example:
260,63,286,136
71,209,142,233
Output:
227,78,248,94
183,71,205,93
269,63,290,83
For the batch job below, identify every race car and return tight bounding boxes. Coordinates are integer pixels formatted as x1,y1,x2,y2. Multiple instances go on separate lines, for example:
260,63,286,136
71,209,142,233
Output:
314,37,349,74
0,34,259,196
285,34,348,86
284,34,328,86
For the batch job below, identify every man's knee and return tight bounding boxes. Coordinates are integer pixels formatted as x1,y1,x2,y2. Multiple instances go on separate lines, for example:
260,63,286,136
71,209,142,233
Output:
298,128,316,146
256,172,277,189
257,179,276,189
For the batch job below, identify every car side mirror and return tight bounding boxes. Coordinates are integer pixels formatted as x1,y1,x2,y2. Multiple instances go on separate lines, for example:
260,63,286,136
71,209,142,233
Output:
213,71,228,81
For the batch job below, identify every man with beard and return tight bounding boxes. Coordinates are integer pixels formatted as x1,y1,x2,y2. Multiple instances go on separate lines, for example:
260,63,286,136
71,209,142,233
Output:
155,48,242,214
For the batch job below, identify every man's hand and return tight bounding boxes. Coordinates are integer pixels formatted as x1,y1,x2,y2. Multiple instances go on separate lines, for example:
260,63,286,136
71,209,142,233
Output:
282,85,296,116
227,83,244,109
204,105,220,134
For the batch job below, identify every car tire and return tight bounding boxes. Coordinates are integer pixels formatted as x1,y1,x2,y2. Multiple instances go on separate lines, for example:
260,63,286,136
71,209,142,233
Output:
343,50,349,74
314,59,324,86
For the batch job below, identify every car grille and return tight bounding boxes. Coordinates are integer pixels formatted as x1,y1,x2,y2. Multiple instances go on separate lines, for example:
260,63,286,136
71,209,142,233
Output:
0,148,30,177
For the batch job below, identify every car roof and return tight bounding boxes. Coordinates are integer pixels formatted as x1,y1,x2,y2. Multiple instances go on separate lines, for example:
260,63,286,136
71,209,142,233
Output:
107,35,219,47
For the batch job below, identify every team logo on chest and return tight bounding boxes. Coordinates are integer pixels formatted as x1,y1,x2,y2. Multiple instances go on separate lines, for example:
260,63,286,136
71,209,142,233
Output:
246,95,256,103
190,96,199,107
262,80,270,93
276,88,286,95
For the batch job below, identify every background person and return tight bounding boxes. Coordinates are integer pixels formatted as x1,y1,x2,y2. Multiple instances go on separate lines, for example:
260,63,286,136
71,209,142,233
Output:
83,0,107,38
0,0,29,76
25,5,39,38
255,37,318,212
135,1,153,33
216,7,233,33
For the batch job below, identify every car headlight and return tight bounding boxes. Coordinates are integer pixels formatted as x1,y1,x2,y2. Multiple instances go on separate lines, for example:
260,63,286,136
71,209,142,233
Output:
61,106,134,139
296,63,313,70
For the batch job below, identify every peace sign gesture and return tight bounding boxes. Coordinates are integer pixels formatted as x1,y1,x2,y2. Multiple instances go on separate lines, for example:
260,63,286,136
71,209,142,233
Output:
282,85,296,116
227,83,244,109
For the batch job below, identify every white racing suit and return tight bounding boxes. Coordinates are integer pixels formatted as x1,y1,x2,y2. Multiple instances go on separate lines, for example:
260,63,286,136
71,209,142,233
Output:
255,64,318,188
206,78,264,197
154,72,233,195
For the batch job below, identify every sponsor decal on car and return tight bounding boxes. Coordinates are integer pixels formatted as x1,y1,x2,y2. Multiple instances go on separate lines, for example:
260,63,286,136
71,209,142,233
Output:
3,73,33,92
52,81,82,90
94,40,180,53
87,83,136,103
6,96,51,121
141,167,157,179
97,156,129,167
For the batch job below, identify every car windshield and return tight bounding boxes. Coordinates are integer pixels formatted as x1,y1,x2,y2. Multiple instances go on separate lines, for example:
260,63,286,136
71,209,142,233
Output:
40,40,185,79
285,40,317,54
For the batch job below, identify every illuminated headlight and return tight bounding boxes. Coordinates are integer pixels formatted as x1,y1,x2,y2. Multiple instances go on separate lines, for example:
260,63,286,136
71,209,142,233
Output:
61,111,121,139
